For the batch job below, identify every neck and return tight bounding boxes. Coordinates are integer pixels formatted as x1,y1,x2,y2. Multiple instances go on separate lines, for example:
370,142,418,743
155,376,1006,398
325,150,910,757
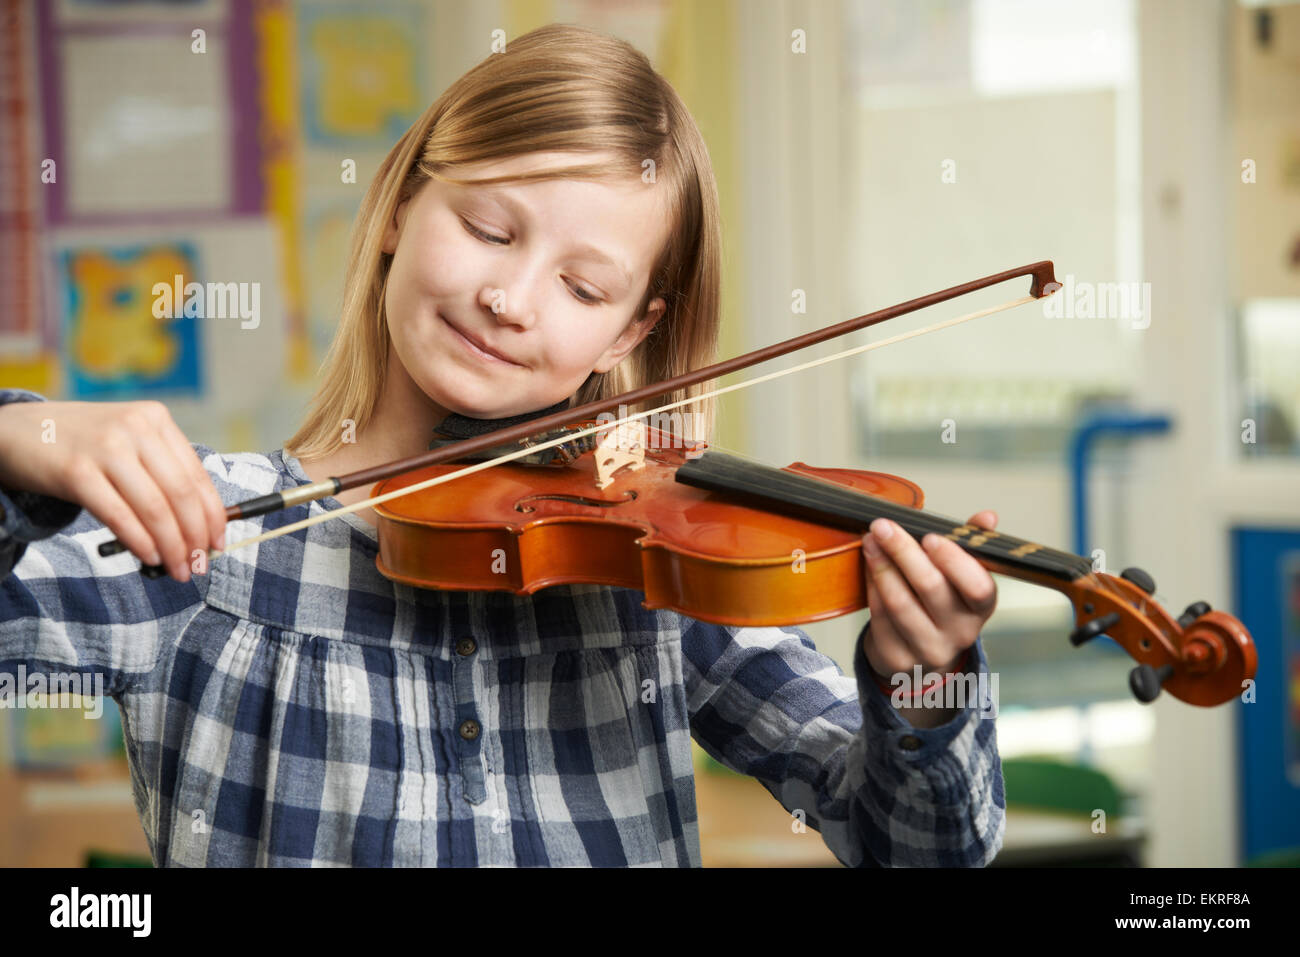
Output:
301,344,574,476
298,344,448,479
364,346,452,463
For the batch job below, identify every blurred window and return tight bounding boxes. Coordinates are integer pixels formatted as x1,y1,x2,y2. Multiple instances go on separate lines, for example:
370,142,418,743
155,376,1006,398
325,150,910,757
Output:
844,0,1140,463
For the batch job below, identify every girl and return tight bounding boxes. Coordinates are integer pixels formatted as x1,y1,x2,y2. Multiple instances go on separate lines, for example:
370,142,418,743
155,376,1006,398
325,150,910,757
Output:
0,23,1003,867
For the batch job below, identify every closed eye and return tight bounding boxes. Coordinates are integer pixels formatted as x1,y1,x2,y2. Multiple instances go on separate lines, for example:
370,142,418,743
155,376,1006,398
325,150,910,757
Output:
460,217,605,306
461,217,508,246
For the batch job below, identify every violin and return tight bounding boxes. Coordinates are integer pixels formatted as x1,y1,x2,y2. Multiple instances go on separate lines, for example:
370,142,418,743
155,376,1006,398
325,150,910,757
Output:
98,262,1257,708
371,421,1255,709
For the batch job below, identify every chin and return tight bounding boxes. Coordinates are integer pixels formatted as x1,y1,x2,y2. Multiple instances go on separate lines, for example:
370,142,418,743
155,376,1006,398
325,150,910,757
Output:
407,352,576,422
417,371,523,421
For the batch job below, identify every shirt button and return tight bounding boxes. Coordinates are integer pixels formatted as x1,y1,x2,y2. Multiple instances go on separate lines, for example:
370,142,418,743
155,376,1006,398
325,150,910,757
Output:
898,734,923,751
459,719,480,741
455,637,477,657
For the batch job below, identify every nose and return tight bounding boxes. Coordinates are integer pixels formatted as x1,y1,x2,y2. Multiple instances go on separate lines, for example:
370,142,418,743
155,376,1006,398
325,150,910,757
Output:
479,277,538,331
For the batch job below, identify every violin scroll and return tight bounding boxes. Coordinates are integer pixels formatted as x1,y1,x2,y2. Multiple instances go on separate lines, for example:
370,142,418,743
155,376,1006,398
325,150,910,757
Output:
1066,572,1257,707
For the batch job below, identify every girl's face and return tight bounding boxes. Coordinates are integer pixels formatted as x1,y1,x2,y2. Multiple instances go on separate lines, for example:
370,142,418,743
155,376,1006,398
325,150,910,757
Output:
381,151,670,419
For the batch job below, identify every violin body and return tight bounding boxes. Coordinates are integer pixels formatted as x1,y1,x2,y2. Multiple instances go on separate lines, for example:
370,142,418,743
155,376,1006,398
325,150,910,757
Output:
374,425,924,627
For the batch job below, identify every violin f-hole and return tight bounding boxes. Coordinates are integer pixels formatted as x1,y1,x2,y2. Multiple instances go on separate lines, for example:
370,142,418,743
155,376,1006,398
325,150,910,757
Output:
514,491,638,513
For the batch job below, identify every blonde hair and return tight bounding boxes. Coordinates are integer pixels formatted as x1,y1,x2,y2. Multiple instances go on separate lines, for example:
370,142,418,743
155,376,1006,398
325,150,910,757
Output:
286,22,722,461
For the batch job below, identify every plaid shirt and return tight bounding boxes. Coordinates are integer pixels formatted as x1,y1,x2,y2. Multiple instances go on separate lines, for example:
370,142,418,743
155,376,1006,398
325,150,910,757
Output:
0,388,1004,867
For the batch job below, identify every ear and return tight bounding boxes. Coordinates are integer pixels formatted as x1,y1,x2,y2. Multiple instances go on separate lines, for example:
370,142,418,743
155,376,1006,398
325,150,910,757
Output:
381,198,410,255
592,297,667,374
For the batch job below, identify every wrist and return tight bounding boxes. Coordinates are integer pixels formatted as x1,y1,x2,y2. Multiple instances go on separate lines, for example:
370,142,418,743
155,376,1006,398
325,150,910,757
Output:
870,646,973,698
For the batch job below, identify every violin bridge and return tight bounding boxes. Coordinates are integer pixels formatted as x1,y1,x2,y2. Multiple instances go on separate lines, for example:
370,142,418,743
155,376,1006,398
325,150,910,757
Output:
594,420,647,489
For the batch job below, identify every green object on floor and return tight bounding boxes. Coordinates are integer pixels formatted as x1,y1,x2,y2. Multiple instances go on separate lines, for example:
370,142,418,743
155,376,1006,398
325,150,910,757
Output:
1001,756,1122,818
1244,846,1300,867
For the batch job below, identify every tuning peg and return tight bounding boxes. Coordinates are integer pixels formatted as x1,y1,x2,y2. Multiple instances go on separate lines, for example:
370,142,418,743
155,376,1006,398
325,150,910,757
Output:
1120,567,1156,595
1069,611,1121,647
1129,662,1175,703
1177,600,1212,629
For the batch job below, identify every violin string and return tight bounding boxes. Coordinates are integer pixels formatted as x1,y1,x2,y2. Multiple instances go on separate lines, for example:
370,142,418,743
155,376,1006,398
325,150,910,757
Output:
210,293,1037,561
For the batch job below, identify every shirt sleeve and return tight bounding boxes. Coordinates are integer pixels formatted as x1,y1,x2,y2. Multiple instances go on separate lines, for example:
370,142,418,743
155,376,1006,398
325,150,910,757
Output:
682,616,1005,867
0,389,84,578
0,388,206,699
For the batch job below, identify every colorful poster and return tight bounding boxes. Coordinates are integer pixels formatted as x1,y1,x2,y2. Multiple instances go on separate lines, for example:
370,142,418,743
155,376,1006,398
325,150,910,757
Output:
60,32,233,217
57,241,204,399
3,695,125,770
303,200,358,356
297,2,429,147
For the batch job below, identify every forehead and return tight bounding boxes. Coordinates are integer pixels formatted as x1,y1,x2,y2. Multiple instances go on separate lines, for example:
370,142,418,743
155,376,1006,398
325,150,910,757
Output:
434,151,671,284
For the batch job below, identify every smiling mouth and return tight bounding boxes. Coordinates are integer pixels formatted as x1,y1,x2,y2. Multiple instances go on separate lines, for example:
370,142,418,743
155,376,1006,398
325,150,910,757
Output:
441,313,525,367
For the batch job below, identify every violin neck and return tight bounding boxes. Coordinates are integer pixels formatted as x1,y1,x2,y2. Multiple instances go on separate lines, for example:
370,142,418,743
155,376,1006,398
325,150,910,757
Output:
675,450,1093,585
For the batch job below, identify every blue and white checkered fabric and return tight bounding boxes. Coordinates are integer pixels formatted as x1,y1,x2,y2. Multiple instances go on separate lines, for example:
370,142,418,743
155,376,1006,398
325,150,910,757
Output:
0,389,1004,866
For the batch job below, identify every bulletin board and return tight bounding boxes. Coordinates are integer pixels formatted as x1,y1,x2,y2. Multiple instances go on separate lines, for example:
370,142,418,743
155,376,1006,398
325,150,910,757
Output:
2,0,440,452
23,0,288,431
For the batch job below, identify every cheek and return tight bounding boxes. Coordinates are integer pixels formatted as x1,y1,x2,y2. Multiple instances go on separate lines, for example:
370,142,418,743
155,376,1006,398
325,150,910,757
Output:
392,235,464,302
539,314,628,372
385,233,473,347
390,208,476,294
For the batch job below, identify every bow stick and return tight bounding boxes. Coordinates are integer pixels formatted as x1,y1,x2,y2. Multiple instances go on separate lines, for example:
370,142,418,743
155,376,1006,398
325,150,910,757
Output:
99,261,1059,572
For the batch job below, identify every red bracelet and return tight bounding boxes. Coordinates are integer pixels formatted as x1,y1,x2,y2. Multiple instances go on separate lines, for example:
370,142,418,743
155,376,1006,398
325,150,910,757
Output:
872,646,973,698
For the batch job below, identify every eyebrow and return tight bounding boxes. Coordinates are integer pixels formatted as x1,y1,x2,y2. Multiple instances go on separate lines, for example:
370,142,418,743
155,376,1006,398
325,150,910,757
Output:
483,191,635,292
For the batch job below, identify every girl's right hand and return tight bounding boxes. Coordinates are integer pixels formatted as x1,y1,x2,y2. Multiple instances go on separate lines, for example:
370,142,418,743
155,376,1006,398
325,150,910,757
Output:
0,400,227,582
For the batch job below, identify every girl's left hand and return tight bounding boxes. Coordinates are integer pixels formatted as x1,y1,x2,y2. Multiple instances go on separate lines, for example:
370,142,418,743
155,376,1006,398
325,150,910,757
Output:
860,511,999,682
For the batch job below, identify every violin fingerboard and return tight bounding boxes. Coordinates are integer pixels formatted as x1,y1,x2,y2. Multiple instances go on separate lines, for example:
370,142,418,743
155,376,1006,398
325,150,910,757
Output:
675,450,1092,583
